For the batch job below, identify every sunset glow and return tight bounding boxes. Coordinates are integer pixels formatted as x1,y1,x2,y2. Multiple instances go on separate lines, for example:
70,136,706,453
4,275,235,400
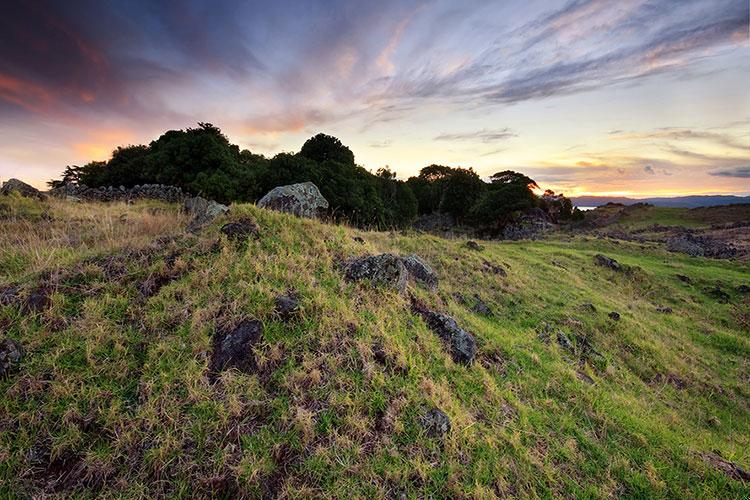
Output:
0,0,748,195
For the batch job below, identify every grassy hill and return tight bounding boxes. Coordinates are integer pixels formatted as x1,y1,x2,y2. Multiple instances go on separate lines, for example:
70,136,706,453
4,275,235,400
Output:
1,195,749,498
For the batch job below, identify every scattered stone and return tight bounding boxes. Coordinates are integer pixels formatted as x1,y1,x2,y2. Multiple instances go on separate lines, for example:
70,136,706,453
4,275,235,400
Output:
699,452,750,482
220,218,259,241
0,285,21,306
656,306,673,314
481,260,507,277
411,298,477,365
537,323,555,344
184,196,229,229
608,311,621,321
452,292,467,305
737,284,750,294
465,240,484,251
23,287,50,313
0,338,23,377
666,236,705,257
579,303,597,313
593,254,621,272
421,408,451,437
676,274,692,284
274,293,300,322
257,182,329,218
209,319,263,377
1,178,44,199
471,295,493,316
401,254,438,290
344,254,407,293
556,330,575,354
706,286,730,304
576,371,595,385
353,236,365,244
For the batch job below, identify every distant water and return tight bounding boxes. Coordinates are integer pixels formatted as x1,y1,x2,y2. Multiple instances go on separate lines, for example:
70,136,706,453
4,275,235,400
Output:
576,206,597,211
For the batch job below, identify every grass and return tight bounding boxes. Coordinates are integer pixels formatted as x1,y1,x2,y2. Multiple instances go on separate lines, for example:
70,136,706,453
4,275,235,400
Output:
1,195,749,498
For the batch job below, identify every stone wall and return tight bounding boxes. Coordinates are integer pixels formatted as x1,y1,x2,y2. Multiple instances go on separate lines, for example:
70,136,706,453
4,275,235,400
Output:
50,183,186,203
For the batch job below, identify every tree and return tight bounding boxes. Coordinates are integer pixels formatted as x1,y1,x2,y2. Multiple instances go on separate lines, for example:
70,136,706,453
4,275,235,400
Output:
438,167,485,220
300,133,355,165
48,165,84,188
470,170,539,228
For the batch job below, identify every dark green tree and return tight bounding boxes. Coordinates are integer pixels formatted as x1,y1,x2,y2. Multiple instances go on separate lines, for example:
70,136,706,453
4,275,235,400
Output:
300,133,355,165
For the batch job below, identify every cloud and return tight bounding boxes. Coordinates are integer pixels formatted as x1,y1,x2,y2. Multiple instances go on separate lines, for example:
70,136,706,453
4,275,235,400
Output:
708,166,750,177
644,165,656,175
434,128,517,143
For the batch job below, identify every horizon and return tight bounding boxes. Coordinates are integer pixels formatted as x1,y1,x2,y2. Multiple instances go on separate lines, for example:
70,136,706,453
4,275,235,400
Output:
1,0,749,197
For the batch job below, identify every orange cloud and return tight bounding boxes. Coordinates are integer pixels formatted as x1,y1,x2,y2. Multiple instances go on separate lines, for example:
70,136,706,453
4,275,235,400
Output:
0,73,56,113
73,129,135,161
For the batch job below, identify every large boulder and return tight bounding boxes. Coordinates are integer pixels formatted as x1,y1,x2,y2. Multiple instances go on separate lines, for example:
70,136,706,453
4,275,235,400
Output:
401,254,438,290
344,253,407,293
257,182,329,219
184,196,229,228
593,254,621,272
0,338,23,377
411,298,477,365
1,179,44,199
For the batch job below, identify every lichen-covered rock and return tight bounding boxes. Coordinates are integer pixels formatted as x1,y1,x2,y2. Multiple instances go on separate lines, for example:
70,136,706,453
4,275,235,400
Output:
1,179,44,199
411,298,477,365
401,254,438,290
258,182,329,218
184,196,229,229
344,253,407,293
421,408,451,437
0,338,23,377
593,254,621,271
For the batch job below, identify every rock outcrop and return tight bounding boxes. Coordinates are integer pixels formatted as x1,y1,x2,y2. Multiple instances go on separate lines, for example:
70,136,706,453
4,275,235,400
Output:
344,253,408,293
501,208,555,240
401,254,438,290
258,182,329,218
1,179,44,199
209,319,263,378
0,338,23,377
184,196,229,229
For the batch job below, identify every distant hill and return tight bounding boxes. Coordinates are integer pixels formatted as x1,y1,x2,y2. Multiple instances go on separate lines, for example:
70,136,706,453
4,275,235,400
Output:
572,195,750,208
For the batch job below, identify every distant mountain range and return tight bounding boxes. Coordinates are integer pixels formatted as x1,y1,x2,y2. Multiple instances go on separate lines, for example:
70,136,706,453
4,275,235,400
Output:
571,195,750,209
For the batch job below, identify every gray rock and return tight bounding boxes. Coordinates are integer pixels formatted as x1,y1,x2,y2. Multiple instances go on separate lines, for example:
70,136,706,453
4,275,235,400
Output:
482,260,507,277
501,207,555,240
471,295,493,316
0,338,23,377
257,182,329,218
209,319,263,378
411,298,477,365
220,218,259,241
184,196,229,228
1,178,44,199
608,311,621,321
421,408,451,437
401,254,438,290
593,254,621,272
465,240,484,251
556,331,575,354
274,293,300,322
656,306,673,314
737,284,750,294
344,253,407,293
666,236,705,257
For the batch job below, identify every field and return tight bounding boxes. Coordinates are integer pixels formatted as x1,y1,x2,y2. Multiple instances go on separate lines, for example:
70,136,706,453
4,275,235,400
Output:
1,194,749,498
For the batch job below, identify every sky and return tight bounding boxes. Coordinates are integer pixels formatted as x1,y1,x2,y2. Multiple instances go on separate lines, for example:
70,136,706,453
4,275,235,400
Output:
1,0,749,197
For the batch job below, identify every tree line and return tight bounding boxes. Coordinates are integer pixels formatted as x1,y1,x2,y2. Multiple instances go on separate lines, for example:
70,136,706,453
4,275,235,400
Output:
50,123,579,230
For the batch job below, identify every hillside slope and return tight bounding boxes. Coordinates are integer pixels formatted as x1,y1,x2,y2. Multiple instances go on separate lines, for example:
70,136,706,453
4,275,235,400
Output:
1,196,749,498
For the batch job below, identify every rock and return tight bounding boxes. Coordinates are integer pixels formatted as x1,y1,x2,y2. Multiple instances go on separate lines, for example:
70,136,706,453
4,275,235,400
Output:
220,218,259,241
556,331,575,354
421,408,451,437
471,295,493,316
501,207,555,240
401,254,438,290
465,240,484,251
452,292,467,305
344,254,407,293
608,311,621,321
0,285,21,306
666,236,705,257
481,260,507,277
676,274,692,284
737,284,750,294
184,196,229,228
274,293,300,322
23,287,50,313
0,178,44,199
353,236,365,244
706,286,730,304
579,303,597,313
209,319,263,377
411,298,477,365
656,306,673,314
0,338,23,377
593,254,621,272
699,452,750,482
257,182,329,218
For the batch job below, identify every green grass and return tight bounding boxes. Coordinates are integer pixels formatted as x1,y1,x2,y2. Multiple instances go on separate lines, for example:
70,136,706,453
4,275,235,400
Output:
1,197,749,498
